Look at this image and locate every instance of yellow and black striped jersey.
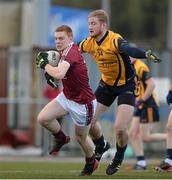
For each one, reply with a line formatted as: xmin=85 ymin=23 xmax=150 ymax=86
xmin=134 ymin=59 xmax=159 ymax=106
xmin=78 ymin=31 xmax=135 ymax=86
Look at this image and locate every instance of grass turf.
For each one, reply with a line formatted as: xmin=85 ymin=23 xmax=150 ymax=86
xmin=0 ymin=161 xmax=171 ymax=179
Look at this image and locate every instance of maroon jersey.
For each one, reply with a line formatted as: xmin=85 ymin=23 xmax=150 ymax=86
xmin=61 ymin=43 xmax=95 ymax=104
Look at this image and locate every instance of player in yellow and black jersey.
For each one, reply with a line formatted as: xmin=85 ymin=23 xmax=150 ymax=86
xmin=129 ymin=57 xmax=166 ymax=170
xmin=79 ymin=31 xmax=135 ymax=87
xmin=133 ymin=58 xmax=159 ymax=109
xmin=78 ymin=9 xmax=161 ymax=175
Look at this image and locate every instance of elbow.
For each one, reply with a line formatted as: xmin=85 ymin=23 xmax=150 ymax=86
xmin=151 ymin=80 xmax=156 ymax=90
xmin=147 ymin=78 xmax=156 ymax=90
xmin=152 ymin=83 xmax=156 ymax=89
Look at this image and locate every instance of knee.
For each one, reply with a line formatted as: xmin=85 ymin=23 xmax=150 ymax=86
xmin=115 ymin=129 xmax=128 ymax=146
xmin=166 ymin=123 xmax=172 ymax=133
xmin=115 ymin=129 xmax=127 ymax=138
xmin=75 ymin=134 xmax=86 ymax=145
xmin=89 ymin=121 xmax=102 ymax=138
xmin=115 ymin=123 xmax=127 ymax=136
xmin=140 ymin=134 xmax=150 ymax=142
xmin=37 ymin=113 xmax=48 ymax=126
xmin=129 ymin=129 xmax=138 ymax=140
xmin=115 ymin=124 xmax=122 ymax=132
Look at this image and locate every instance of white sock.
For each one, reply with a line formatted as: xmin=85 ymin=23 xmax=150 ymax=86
xmin=165 ymin=158 xmax=172 ymax=165
xmin=137 ymin=160 xmax=147 ymax=167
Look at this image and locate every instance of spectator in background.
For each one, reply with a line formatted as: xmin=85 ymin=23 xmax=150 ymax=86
xmin=128 ymin=57 xmax=166 ymax=170
xmin=155 ymin=84 xmax=172 ymax=172
xmin=78 ymin=9 xmax=161 ymax=175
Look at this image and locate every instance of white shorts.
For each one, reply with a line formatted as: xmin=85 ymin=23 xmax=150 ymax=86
xmin=56 ymin=92 xmax=97 ymax=127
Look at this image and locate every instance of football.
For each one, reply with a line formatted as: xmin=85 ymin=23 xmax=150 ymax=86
xmin=47 ymin=50 xmax=60 ymax=67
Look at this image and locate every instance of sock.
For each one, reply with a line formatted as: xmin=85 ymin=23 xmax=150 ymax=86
xmin=165 ymin=158 xmax=172 ymax=165
xmin=166 ymin=149 xmax=172 ymax=160
xmin=116 ymin=143 xmax=127 ymax=153
xmin=136 ymin=156 xmax=146 ymax=166
xmin=114 ymin=143 xmax=127 ymax=160
xmin=86 ymin=154 xmax=95 ymax=164
xmin=93 ymin=135 xmax=105 ymax=149
xmin=137 ymin=160 xmax=147 ymax=167
xmin=53 ymin=129 xmax=67 ymax=141
xmin=137 ymin=155 xmax=145 ymax=161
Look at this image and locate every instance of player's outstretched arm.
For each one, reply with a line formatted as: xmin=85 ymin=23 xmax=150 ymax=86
xmin=118 ymin=39 xmax=161 ymax=63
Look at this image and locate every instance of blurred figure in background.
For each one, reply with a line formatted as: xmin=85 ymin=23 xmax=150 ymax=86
xmin=155 ymin=84 xmax=172 ymax=172
xmin=78 ymin=9 xmax=161 ymax=175
xmin=36 ymin=25 xmax=98 ymax=176
xmin=129 ymin=57 xmax=166 ymax=170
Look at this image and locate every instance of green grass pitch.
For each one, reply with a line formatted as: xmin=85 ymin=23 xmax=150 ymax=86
xmin=0 ymin=160 xmax=171 ymax=179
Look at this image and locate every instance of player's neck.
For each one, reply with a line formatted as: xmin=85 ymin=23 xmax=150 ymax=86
xmin=96 ymin=30 xmax=108 ymax=42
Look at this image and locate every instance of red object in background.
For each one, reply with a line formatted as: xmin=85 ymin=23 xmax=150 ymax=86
xmin=0 ymin=129 xmax=30 ymax=148
xmin=43 ymin=85 xmax=62 ymax=100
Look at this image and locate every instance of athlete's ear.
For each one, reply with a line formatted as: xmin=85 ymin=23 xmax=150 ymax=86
xmin=102 ymin=22 xmax=108 ymax=29
xmin=69 ymin=35 xmax=73 ymax=41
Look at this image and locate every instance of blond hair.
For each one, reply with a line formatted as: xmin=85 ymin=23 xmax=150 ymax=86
xmin=88 ymin=9 xmax=109 ymax=25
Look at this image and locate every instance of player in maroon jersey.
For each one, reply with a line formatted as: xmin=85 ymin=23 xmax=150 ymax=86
xmin=36 ymin=25 xmax=98 ymax=176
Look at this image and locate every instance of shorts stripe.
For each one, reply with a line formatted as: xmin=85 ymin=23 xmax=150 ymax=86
xmin=85 ymin=102 xmax=93 ymax=125
xmin=147 ymin=107 xmax=153 ymax=123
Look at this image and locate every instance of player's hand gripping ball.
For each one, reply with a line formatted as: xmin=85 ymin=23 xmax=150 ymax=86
xmin=36 ymin=52 xmax=49 ymax=69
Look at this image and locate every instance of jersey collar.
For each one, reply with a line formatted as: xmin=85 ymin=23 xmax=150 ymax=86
xmin=96 ymin=31 xmax=109 ymax=46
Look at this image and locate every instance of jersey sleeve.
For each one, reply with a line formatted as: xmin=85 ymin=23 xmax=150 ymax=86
xmin=78 ymin=38 xmax=88 ymax=53
xmin=141 ymin=71 xmax=151 ymax=82
xmin=118 ymin=38 xmax=146 ymax=58
xmin=138 ymin=65 xmax=151 ymax=82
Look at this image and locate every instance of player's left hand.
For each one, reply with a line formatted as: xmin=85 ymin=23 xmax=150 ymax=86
xmin=166 ymin=90 xmax=172 ymax=105
xmin=135 ymin=99 xmax=145 ymax=108
xmin=145 ymin=50 xmax=161 ymax=63
xmin=44 ymin=72 xmax=58 ymax=88
xmin=36 ymin=52 xmax=48 ymax=69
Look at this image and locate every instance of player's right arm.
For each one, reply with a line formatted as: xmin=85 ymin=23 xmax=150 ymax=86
xmin=36 ymin=51 xmax=70 ymax=80
xmin=44 ymin=61 xmax=70 ymax=80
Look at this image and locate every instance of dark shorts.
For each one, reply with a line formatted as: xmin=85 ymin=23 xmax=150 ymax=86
xmin=134 ymin=106 xmax=160 ymax=123
xmin=95 ymin=79 xmax=136 ymax=107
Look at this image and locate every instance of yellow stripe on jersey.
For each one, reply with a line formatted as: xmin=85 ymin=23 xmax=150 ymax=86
xmin=134 ymin=59 xmax=149 ymax=99
xmin=147 ymin=107 xmax=153 ymax=123
xmin=79 ymin=31 xmax=128 ymax=86
xmin=134 ymin=59 xmax=159 ymax=106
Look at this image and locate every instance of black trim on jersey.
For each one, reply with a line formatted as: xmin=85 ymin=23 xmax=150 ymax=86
xmin=77 ymin=41 xmax=81 ymax=46
xmin=96 ymin=31 xmax=109 ymax=46
xmin=113 ymin=39 xmax=119 ymax=51
xmin=113 ymin=52 xmax=121 ymax=86
xmin=78 ymin=39 xmax=87 ymax=53
xmin=142 ymin=71 xmax=151 ymax=82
